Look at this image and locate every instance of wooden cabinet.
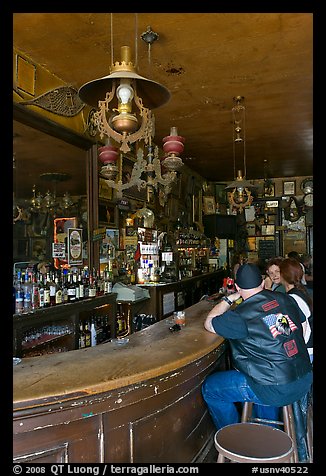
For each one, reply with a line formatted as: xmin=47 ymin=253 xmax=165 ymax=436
xmin=139 ymin=270 xmax=225 ymax=321
xmin=13 ymin=294 xmax=117 ymax=358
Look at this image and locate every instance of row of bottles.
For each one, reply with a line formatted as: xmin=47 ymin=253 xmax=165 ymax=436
xmin=13 ymin=267 xmax=114 ymax=314
xmin=78 ymin=315 xmax=112 ymax=348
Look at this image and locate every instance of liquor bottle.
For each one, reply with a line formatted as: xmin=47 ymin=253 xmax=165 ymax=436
xmin=96 ymin=316 xmax=103 ymax=344
xmin=116 ymin=312 xmax=124 ymax=335
xmin=62 ymin=269 xmax=69 ymax=304
xmin=43 ymin=272 xmax=51 ymax=308
xmin=78 ymin=322 xmax=85 ymax=349
xmin=103 ymin=269 xmax=113 ymax=294
xmin=90 ymin=319 xmax=97 ymax=347
xmin=83 ymin=267 xmax=90 ymax=299
xmin=54 ymin=272 xmax=63 ymax=305
xmin=48 ymin=272 xmax=56 ymax=307
xmin=22 ymin=270 xmax=32 ymax=312
xmin=67 ymin=272 xmax=76 ymax=302
xmin=73 ymin=272 xmax=80 ymax=300
xmin=84 ymin=322 xmax=91 ymax=347
xmin=31 ymin=272 xmax=40 ymax=310
xmin=103 ymin=314 xmax=111 ymax=341
xmin=14 ymin=271 xmax=24 ymax=314
xmin=38 ymin=273 xmax=45 ymax=308
xmin=78 ymin=271 xmax=84 ymax=300
xmin=88 ymin=274 xmax=96 ymax=298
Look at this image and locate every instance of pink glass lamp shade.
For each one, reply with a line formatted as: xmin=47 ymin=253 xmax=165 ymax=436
xmin=98 ymin=144 xmax=119 ymax=165
xmin=162 ymin=127 xmax=185 ymax=156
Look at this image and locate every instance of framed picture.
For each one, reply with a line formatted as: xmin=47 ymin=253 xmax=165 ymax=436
xmin=203 ymin=196 xmax=216 ymax=215
xmin=99 ymin=177 xmax=113 ymax=200
xmin=30 ymin=237 xmax=47 ymax=261
xmin=283 ymin=180 xmax=296 ymax=196
xmin=193 ymin=189 xmax=203 ymax=225
xmin=98 ymin=200 xmax=119 ymax=228
xmin=215 ymin=183 xmax=227 ymax=204
xmin=264 ymin=183 xmax=275 ymax=197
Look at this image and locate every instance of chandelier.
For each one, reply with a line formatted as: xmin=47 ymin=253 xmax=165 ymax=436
xmin=98 ymin=126 xmax=185 ymax=199
xmin=78 ymin=16 xmax=184 ymax=200
xmin=29 ymin=173 xmax=76 ymax=214
xmin=226 ymin=96 xmax=256 ymax=211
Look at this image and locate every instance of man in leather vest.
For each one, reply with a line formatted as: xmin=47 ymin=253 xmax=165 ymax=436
xmin=202 ymin=263 xmax=312 ymax=435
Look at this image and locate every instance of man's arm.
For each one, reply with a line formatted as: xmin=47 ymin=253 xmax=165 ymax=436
xmin=204 ymin=291 xmax=241 ymax=333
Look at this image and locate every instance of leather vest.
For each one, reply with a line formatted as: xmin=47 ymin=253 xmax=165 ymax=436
xmin=230 ymin=290 xmax=312 ymax=385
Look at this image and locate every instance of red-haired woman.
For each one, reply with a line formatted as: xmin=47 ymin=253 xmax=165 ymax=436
xmin=280 ymin=258 xmax=313 ymax=362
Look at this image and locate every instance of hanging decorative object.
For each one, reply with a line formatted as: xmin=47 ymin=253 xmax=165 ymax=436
xmin=29 ymin=173 xmax=76 ymax=215
xmin=79 ymin=44 xmax=170 ymax=153
xmin=79 ymin=14 xmax=182 ymax=201
xmin=226 ymin=96 xmax=257 ymax=212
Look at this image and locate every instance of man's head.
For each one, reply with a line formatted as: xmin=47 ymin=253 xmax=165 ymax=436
xmin=235 ymin=263 xmax=264 ymax=298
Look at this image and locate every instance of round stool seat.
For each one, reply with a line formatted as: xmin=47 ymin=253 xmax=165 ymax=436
xmin=214 ymin=422 xmax=294 ymax=463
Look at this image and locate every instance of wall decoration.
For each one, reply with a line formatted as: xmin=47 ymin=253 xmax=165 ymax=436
xmin=203 ymin=196 xmax=216 ymax=215
xmin=215 ymin=183 xmax=227 ymax=204
xmin=30 ymin=237 xmax=47 ymax=261
xmin=193 ymin=189 xmax=203 ymax=226
xmin=99 ymin=200 xmax=118 ymax=228
xmin=264 ymin=182 xmax=275 ymax=197
xmin=68 ymin=228 xmax=83 ymax=265
xmin=283 ymin=180 xmax=296 ymax=196
xmin=99 ymin=177 xmax=113 ymax=200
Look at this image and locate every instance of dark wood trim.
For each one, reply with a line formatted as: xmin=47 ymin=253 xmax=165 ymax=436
xmin=13 ymin=102 xmax=94 ymax=150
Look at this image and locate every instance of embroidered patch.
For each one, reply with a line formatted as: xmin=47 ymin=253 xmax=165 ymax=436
xmin=284 ymin=339 xmax=298 ymax=357
xmin=262 ymin=300 xmax=279 ymax=312
xmin=263 ymin=313 xmax=298 ymax=338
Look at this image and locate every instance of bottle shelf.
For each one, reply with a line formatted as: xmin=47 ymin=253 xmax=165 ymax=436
xmin=22 ymin=332 xmax=72 ymax=351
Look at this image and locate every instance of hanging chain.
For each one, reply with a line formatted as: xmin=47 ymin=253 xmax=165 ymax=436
xmin=134 ymin=13 xmax=138 ymax=68
xmin=110 ymin=13 xmax=114 ymax=66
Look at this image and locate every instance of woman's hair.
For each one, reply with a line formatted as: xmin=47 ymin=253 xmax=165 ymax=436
xmin=279 ymin=258 xmax=313 ymax=310
xmin=265 ymin=256 xmax=284 ymax=273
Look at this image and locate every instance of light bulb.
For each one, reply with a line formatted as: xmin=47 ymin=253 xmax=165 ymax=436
xmin=116 ymin=82 xmax=134 ymax=104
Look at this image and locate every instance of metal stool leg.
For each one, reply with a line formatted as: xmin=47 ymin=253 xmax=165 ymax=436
xmin=241 ymin=402 xmax=253 ymax=422
xmin=283 ymin=405 xmax=298 ymax=463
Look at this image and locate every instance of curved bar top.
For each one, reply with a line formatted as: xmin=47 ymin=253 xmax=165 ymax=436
xmin=14 ymin=299 xmax=222 ymax=407
xmin=13 ymin=298 xmax=229 ymax=463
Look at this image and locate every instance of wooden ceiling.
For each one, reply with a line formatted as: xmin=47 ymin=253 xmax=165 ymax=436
xmin=13 ymin=13 xmax=313 ymax=199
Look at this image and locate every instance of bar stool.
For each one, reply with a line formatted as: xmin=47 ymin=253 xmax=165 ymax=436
xmin=241 ymin=402 xmax=298 ymax=463
xmin=214 ymin=422 xmax=294 ymax=463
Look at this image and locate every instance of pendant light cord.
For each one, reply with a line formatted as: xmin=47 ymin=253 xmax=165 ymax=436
xmin=110 ymin=13 xmax=114 ymax=66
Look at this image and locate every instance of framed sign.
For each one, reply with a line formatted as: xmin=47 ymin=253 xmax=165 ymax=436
xmin=283 ymin=180 xmax=296 ymax=196
xmin=68 ymin=228 xmax=83 ymax=265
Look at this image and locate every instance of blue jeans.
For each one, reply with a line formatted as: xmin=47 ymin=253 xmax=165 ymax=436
xmin=202 ymin=369 xmax=279 ymax=430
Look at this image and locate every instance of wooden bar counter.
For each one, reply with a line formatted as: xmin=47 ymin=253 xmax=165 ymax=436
xmin=13 ymin=299 xmax=229 ymax=464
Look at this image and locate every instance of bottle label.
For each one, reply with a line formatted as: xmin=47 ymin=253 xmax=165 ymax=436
xmin=88 ymin=288 xmax=96 ymax=297
xmin=44 ymin=290 xmax=50 ymax=304
xmin=79 ymin=284 xmax=84 ymax=298
xmin=55 ymin=290 xmax=62 ymax=304
xmin=50 ymin=285 xmax=56 ymax=297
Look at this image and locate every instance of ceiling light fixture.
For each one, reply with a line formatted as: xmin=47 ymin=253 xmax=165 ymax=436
xmin=78 ymin=14 xmax=183 ymax=200
xmin=226 ymin=96 xmax=256 ymax=211
xmin=30 ymin=173 xmax=76 ymax=215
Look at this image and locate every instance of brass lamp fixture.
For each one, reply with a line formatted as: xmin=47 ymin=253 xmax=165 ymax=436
xmin=226 ymin=96 xmax=256 ymax=211
xmin=98 ymin=127 xmax=184 ymax=200
xmin=79 ymin=45 xmax=170 ymax=154
xmin=79 ymin=16 xmax=183 ymax=200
